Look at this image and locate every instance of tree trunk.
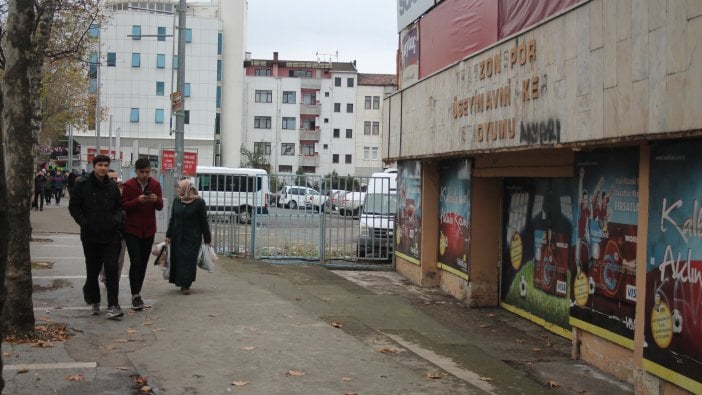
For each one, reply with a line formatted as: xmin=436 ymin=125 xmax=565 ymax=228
xmin=2 ymin=0 xmax=43 ymax=335
xmin=0 ymin=86 xmax=8 ymax=393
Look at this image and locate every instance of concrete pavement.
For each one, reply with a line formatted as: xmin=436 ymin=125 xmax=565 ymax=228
xmin=3 ymin=203 xmax=634 ymax=394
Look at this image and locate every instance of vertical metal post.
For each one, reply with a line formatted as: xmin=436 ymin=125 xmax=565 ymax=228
xmin=68 ymin=124 xmax=74 ymax=170
xmin=175 ymin=0 xmax=186 ymax=181
xmin=95 ymin=29 xmax=101 ymax=154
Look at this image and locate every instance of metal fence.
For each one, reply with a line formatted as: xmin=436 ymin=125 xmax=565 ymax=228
xmin=203 ymin=173 xmax=397 ymax=265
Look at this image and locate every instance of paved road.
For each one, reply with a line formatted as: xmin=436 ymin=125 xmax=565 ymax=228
xmin=4 ymin=204 xmax=634 ymax=394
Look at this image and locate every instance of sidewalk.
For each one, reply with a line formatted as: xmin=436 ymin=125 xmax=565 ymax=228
xmin=5 ymin=204 xmax=634 ymax=394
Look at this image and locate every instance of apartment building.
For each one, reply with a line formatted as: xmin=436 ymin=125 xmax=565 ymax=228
xmin=243 ymin=52 xmax=396 ymax=177
xmin=74 ymin=0 xmax=246 ymax=170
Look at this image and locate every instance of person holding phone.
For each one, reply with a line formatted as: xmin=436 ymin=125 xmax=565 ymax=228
xmin=121 ymin=158 xmax=164 ymax=311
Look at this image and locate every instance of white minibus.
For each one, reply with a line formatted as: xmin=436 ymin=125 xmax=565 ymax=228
xmin=195 ymin=166 xmax=269 ymax=223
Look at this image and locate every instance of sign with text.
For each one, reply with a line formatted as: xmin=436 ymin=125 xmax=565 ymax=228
xmin=161 ymin=149 xmax=197 ymax=176
xmin=87 ymin=147 xmax=122 ymax=163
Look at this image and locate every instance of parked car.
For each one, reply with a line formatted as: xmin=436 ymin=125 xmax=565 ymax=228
xmin=278 ymin=186 xmax=316 ymax=209
xmin=324 ymin=189 xmax=347 ymax=212
xmin=305 ymin=189 xmax=327 ymax=212
xmin=339 ymin=191 xmax=366 ymax=217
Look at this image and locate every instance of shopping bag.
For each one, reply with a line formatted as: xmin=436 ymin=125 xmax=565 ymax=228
xmin=152 ymin=242 xmax=167 ymax=257
xmin=197 ymin=244 xmax=215 ymax=272
xmin=162 ymin=245 xmax=171 ymax=280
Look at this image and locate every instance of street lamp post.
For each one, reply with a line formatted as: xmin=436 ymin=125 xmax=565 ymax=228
xmin=174 ymin=0 xmax=186 ymax=181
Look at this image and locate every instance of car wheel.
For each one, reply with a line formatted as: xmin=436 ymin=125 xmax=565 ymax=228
xmin=237 ymin=208 xmax=252 ymax=224
xmin=290 ymin=200 xmax=298 ymax=210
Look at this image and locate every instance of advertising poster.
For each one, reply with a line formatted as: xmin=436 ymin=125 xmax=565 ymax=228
xmin=400 ymin=23 xmax=419 ymax=88
xmin=501 ymin=178 xmax=573 ymax=333
xmin=644 ymin=140 xmax=702 ymax=393
xmin=438 ymin=159 xmax=472 ymax=279
xmin=570 ymin=149 xmax=639 ymax=348
xmin=396 ymin=160 xmax=422 ymax=264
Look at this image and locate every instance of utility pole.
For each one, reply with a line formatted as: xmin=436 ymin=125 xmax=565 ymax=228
xmin=174 ymin=0 xmax=186 ymax=181
xmin=95 ymin=29 xmax=101 ymax=158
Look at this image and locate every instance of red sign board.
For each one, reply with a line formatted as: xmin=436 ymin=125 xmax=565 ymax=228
xmin=161 ymin=149 xmax=198 ymax=176
xmin=87 ymin=147 xmax=123 ymax=163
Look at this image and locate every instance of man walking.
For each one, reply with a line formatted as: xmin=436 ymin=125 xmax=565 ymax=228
xmin=121 ymin=158 xmax=163 ymax=311
xmin=69 ymin=155 xmax=124 ymax=319
xmin=51 ymin=170 xmax=66 ymax=206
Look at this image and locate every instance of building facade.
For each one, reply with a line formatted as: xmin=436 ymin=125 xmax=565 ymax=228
xmin=74 ymin=0 xmax=245 ymax=171
xmin=388 ymin=0 xmax=702 ymax=393
xmin=243 ymin=53 xmax=396 ymax=177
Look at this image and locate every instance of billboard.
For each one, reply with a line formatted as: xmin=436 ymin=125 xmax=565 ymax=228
xmin=397 ymin=0 xmax=434 ymax=32
xmin=644 ymin=140 xmax=702 ymax=393
xmin=570 ymin=149 xmax=639 ymax=348
xmin=438 ymin=158 xmax=471 ymax=279
xmin=399 ymin=23 xmax=419 ymax=87
xmin=396 ymin=160 xmax=422 ymax=264
xmin=161 ymin=149 xmax=198 ymax=176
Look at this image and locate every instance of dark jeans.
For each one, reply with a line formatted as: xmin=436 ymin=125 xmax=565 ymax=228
xmin=82 ymin=240 xmax=121 ymax=307
xmin=54 ymin=188 xmax=63 ymax=205
xmin=33 ymin=190 xmax=44 ymax=210
xmin=125 ymin=233 xmax=155 ymax=296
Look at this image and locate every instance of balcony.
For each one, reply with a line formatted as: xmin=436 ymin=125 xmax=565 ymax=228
xmin=299 ymin=128 xmax=321 ymax=141
xmin=299 ymin=102 xmax=320 ymax=115
xmin=300 ymin=78 xmax=321 ymax=90
xmin=300 ymin=154 xmax=320 ymax=167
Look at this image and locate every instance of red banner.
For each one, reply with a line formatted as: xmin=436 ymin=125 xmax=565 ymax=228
xmin=87 ymin=147 xmax=122 ymax=163
xmin=161 ymin=149 xmax=198 ymax=176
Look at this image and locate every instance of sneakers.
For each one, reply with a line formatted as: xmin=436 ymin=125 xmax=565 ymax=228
xmin=105 ymin=306 xmax=124 ymax=319
xmin=91 ymin=303 xmax=100 ymax=315
xmin=131 ymin=295 xmax=144 ymax=311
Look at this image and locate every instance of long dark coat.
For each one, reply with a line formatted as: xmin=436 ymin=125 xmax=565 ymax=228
xmin=166 ymin=197 xmax=211 ymax=288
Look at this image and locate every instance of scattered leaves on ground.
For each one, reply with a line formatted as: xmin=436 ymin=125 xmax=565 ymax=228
xmin=127 ymin=328 xmax=139 ymax=334
xmin=480 ymin=376 xmax=494 ymax=382
xmin=547 ymin=379 xmax=560 ymax=388
xmin=152 ymin=328 xmax=165 ymax=333
xmin=142 ymin=321 xmax=154 ymax=326
xmin=133 ymin=375 xmax=149 ymax=386
xmin=4 ymin=323 xmax=70 ymax=344
xmin=139 ymin=386 xmax=152 ymax=393
xmin=231 ymin=380 xmax=248 ymax=386
xmin=240 ymin=346 xmax=257 ymax=351
xmin=105 ymin=345 xmax=118 ymax=350
xmin=31 ymin=340 xmax=54 ymax=348
xmin=426 ymin=371 xmax=443 ymax=379
xmin=377 ymin=347 xmax=398 ymax=353
xmin=66 ymin=373 xmax=84 ymax=382
xmin=114 ymin=339 xmax=130 ymax=343
xmin=285 ymin=370 xmax=307 ymax=377
xmin=532 ymin=347 xmax=542 ymax=352
xmin=330 ymin=321 xmax=343 ymax=328
xmin=341 ymin=377 xmax=352 ymax=382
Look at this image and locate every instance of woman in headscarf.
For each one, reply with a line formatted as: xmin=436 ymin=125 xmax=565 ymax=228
xmin=165 ymin=179 xmax=211 ymax=294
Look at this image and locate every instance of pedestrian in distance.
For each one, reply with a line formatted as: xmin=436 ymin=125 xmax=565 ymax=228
xmin=121 ymin=159 xmax=163 ymax=310
xmin=165 ymin=179 xmax=211 ymax=295
xmin=68 ymin=154 xmax=125 ymax=319
xmin=51 ymin=170 xmax=66 ymax=206
xmin=33 ymin=170 xmax=48 ymax=211
xmin=44 ymin=169 xmax=52 ymax=205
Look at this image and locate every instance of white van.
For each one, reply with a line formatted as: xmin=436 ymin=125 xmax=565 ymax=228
xmin=195 ymin=166 xmax=269 ymax=223
xmin=357 ymin=169 xmax=398 ymax=259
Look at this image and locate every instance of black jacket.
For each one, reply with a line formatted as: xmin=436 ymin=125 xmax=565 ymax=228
xmin=69 ymin=172 xmax=123 ymax=243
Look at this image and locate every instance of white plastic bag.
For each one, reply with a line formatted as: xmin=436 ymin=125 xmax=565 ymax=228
xmin=197 ymin=244 xmax=215 ymax=272
xmin=151 ymin=241 xmax=167 ymax=256
xmin=161 ymin=245 xmax=171 ymax=280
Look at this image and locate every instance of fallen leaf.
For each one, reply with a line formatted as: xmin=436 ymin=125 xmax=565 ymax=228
xmin=31 ymin=340 xmax=54 ymax=348
xmin=2 ymin=352 xmax=9 ymax=357
xmin=341 ymin=377 xmax=352 ymax=382
xmin=285 ymin=370 xmax=306 ymax=377
xmin=345 ymin=392 xmax=357 ymax=395
xmin=114 ymin=339 xmax=130 ymax=343
xmin=479 ymin=324 xmax=489 ymax=328
xmin=487 ymin=313 xmax=496 ymax=317
xmin=18 ymin=368 xmax=29 ymax=374
xmin=127 ymin=329 xmax=139 ymax=334
xmin=377 ymin=347 xmax=398 ymax=353
xmin=66 ymin=373 xmax=85 ymax=382
xmin=480 ymin=376 xmax=494 ymax=382
xmin=105 ymin=345 xmax=118 ymax=350
xmin=140 ymin=386 xmax=152 ymax=393
xmin=330 ymin=321 xmax=343 ymax=328
xmin=546 ymin=379 xmax=560 ymax=388
xmin=515 ymin=339 xmax=526 ymax=344
xmin=240 ymin=346 xmax=257 ymax=351
xmin=117 ymin=367 xmax=130 ymax=371
xmin=532 ymin=347 xmax=542 ymax=352
xmin=295 ymin=297 xmax=302 ymax=301
xmin=321 ymin=297 xmax=331 ymax=302
xmin=426 ymin=371 xmax=443 ymax=379
xmin=231 ymin=380 xmax=248 ymax=386
xmin=133 ymin=375 xmax=149 ymax=386
xmin=545 ymin=338 xmax=553 ymax=347
xmin=37 ymin=316 xmax=53 ymax=322
xmin=142 ymin=321 xmax=154 ymax=326
xmin=209 ymin=314 xmax=217 ymax=317
xmin=152 ymin=328 xmax=165 ymax=332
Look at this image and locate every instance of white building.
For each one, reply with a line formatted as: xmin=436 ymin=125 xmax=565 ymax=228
xmin=243 ymin=53 xmax=396 ymax=177
xmin=74 ymin=0 xmax=246 ymax=171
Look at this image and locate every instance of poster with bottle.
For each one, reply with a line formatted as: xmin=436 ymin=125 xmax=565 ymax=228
xmin=438 ymin=159 xmax=472 ymax=278
xmin=570 ymin=149 xmax=639 ymax=348
xmin=396 ymin=160 xmax=422 ymax=264
xmin=644 ymin=140 xmax=702 ymax=393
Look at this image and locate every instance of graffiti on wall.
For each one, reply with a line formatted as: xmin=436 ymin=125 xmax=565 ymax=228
xmin=519 ymin=119 xmax=561 ymax=145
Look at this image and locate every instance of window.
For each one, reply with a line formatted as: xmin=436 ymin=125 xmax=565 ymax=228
xmin=302 ymin=166 xmax=316 ymax=173
xmin=372 ymin=147 xmax=379 ymax=159
xmin=254 ymin=116 xmax=272 ymax=129
xmin=334 ymin=103 xmax=340 ymax=112
xmin=279 ymin=165 xmax=293 ymax=173
xmin=218 ymin=33 xmax=223 ymax=55
xmin=346 ymin=129 xmax=352 ymax=138
xmin=254 ymin=142 xmax=271 ymax=155
xmin=173 ymin=55 xmax=179 ymax=69
xmin=130 ymin=108 xmax=139 ymax=122
xmin=185 ymin=28 xmax=192 ymax=43
xmin=217 ymin=60 xmax=222 ymax=81
xmin=373 ymin=96 xmax=380 ymax=109
xmin=347 ymin=78 xmax=354 ymax=87
xmin=345 ymin=154 xmax=352 ymax=164
xmin=281 ymin=143 xmax=295 ymax=155
xmin=89 ymin=79 xmax=97 ymax=93
xmin=155 ymin=109 xmax=164 ymax=123
xmin=157 ymin=26 xmax=166 ymax=41
xmin=183 ymin=83 xmax=190 ymax=97
xmin=363 ymin=147 xmax=370 ymax=160
xmin=132 ymin=25 xmax=141 ymax=40
xmin=89 ymin=52 xmax=98 ymax=78
xmin=131 ymin=53 xmax=140 ymax=67
xmin=289 ymin=70 xmax=311 ymax=78
xmin=324 ymin=92 xmax=329 ymax=97
xmin=88 ymin=24 xmax=100 ymax=38
xmin=303 ymin=93 xmax=315 ymax=104
xmin=216 ymin=86 xmax=221 ymax=108
xmin=333 ymin=128 xmax=340 ymax=138
xmin=324 ymin=118 xmax=329 ymax=123
xmin=255 ymin=68 xmax=272 ymax=76
xmin=332 ymin=154 xmax=339 ymax=163
xmin=107 ymin=52 xmax=116 ymax=67
xmin=301 ymin=143 xmax=315 ymax=156
xmin=365 ymin=96 xmax=372 ymax=109
xmin=184 ymin=110 xmax=190 ymax=124
xmin=282 ymin=91 xmax=296 ymax=104
xmin=372 ymin=122 xmax=380 ymax=135
xmin=346 ymin=103 xmax=353 ymax=113
xmin=323 ymin=144 xmax=328 ymax=149
xmin=334 ymin=77 xmax=341 ymax=87
xmin=282 ymin=117 xmax=296 ymax=129
xmin=156 ymin=81 xmax=164 ymax=96
xmin=215 ymin=114 xmax=220 ymax=135
xmin=302 ymin=118 xmax=315 ymax=130
xmin=255 ymin=90 xmax=272 ymax=103
xmin=156 ymin=54 xmax=165 ymax=68
xmin=364 ymin=121 xmax=371 ymax=135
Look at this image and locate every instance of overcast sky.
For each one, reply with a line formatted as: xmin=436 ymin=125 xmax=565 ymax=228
xmin=245 ymin=0 xmax=399 ymax=74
